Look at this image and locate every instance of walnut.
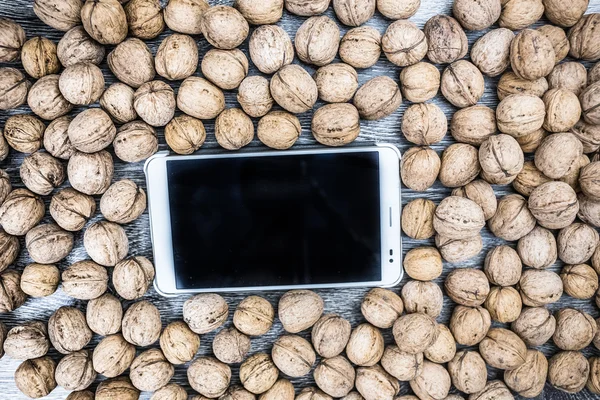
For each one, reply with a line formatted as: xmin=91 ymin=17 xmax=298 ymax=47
xmin=81 ymin=0 xmax=127 ymax=44
xmin=260 ymin=379 xmax=294 ymax=400
xmin=541 ymin=88 xmax=581 ymax=133
xmin=448 ymin=351 xmax=487 ymax=394
xmin=0 ymin=18 xmax=25 ymax=62
xmin=239 ymin=353 xmax=277 ymax=394
xmin=83 ymin=221 xmax=129 ymax=267
xmin=311 ymin=314 xmax=352 ymax=358
xmin=543 ymin=0 xmax=587 ymax=27
xmin=213 ymin=327 xmax=251 ymax=364
xmin=112 ymin=256 xmax=154 ymax=300
xmin=409 ymin=361 xmax=451 ymax=400
xmin=354 ymin=75 xmax=402 ymax=120
xmin=233 ymin=295 xmax=274 ymax=336
xmin=50 ymin=188 xmax=96 ymax=232
xmin=499 ymin=0 xmax=544 ymax=30
xmin=516 ymin=226 xmax=556 ymax=270
xmin=569 ymin=14 xmax=600 ymax=61
xmin=295 ymin=16 xmax=340 ymax=66
xmin=68 ymin=109 xmax=116 ymax=154
xmin=236 ymin=0 xmax=283 ymax=24
xmin=381 ymin=345 xmax=423 ymax=381
xmin=296 ymin=387 xmax=334 ymax=400
xmin=313 ymin=356 xmax=355 ymax=398
xmin=401 ymin=146 xmax=440 ymax=191
xmin=184 ymin=293 xmax=229 ymax=334
xmin=519 ymin=269 xmax=563 ymax=306
xmin=510 ymin=29 xmax=555 ymax=80
xmin=479 ymin=328 xmax=527 ymax=370
xmin=201 ymin=5 xmax=249 ymax=49
xmin=548 ymin=351 xmax=590 ymax=393
xmin=333 ymin=0 xmax=375 ymax=27
xmin=400 ymin=62 xmax=441 ymax=103
xmin=21 ymin=37 xmax=60 ymax=79
xmin=164 ymin=114 xmax=206 ymax=155
xmin=152 ymin=383 xmax=188 ymax=400
xmin=272 ymin=334 xmax=316 ymax=376
xmin=528 ymin=181 xmax=579 ymax=229
xmin=442 ymin=60 xmax=485 ymax=108
xmin=376 ymin=0 xmax=419 ymax=18
xmin=258 ymin=111 xmax=301 ymax=150
xmin=450 ymin=105 xmax=496 ymax=146
xmin=43 ymin=116 xmax=75 ymax=160
xmin=249 ymin=25 xmax=294 ymax=74
xmin=108 ymin=38 xmax=155 ymax=88
xmin=67 ymin=150 xmax=114 ymax=195
xmin=558 ymin=222 xmax=599 ymax=265
xmin=452 ymin=180 xmax=497 ymax=221
xmin=124 ymin=0 xmax=164 ymax=39
xmin=471 ymin=28 xmax=514 ymax=77
xmin=96 ymin=377 xmax=139 ymax=400
xmin=114 ymin=121 xmax=158 ymax=162
xmin=552 ymin=308 xmax=597 ymax=351
xmin=581 ymin=162 xmax=600 ymax=200
xmin=445 ymin=268 xmax=489 ymax=306
xmin=588 ymin=357 xmax=600 ymax=394
xmin=424 ymin=324 xmax=456 ymax=364
xmin=435 ymin=234 xmax=483 ymax=263
xmin=134 ymin=80 xmax=176 ymax=127
xmin=392 ymin=312 xmax=438 ymax=354
xmin=401 ymin=198 xmax=436 ymax=240
xmin=215 ymin=108 xmax=254 ymax=151
xmin=55 ymin=350 xmax=96 ymax=392
xmin=346 ymin=323 xmax=384 ymax=367
xmin=381 ymin=20 xmax=427 ymax=67
xmin=59 ymin=63 xmax=105 ymax=106
xmin=25 ymin=223 xmax=72 ymax=264
xmin=341 ymin=392 xmax=365 ymax=400
xmin=311 ymin=103 xmax=360 ymax=146
xmin=238 ymin=76 xmax=274 ymax=118
xmin=516 ymin=128 xmax=548 ymax=153
xmin=504 ymin=349 xmax=547 ymax=397
xmin=453 ymin=0 xmax=500 ymax=31
xmin=0 ymin=188 xmax=45 ymax=236
xmin=155 ymin=34 xmax=198 ymax=81
xmin=4 ymin=114 xmax=45 ymax=154
xmin=57 ymin=26 xmax=105 ymax=67
xmin=433 ymin=196 xmax=485 ymax=239
xmin=339 ymin=26 xmax=381 ymax=69
xmin=581 ymin=82 xmax=600 ymax=125
xmin=28 ymin=74 xmax=72 ymax=120
xmin=469 ymin=380 xmax=513 ymax=400
xmin=164 ymin=0 xmax=208 ymax=34
xmin=20 ymin=263 xmax=59 ymax=298
xmin=489 ymin=194 xmax=536 ymax=241
xmin=496 ymin=94 xmax=545 ymax=137
xmin=129 ymin=349 xmax=174 ymax=392
xmin=450 ymin=306 xmax=491 ymax=346
xmin=86 ymin=293 xmax=123 ymax=336
xmin=314 ymin=63 xmax=358 ymax=103
xmin=14 ymin=356 xmax=56 ymax=398
xmin=202 ymin=49 xmax=248 ymax=90
xmin=361 ymin=288 xmax=403 ymax=328
xmin=590 ymin=62 xmax=600 ymax=85
xmin=401 ymin=280 xmax=443 ymax=318
xmin=438 ymin=143 xmax=480 ymax=187
xmin=424 ymin=15 xmax=468 ymax=64
xmin=537 ymin=24 xmax=570 ymax=64
xmin=100 ymin=179 xmax=146 ymax=224
xmin=497 ymin=72 xmax=548 ymax=101
xmin=122 ymin=300 xmax=161 ymax=347
xmin=579 ymin=193 xmax=600 ymax=228
xmin=279 ymin=290 xmax=323 ymax=333
xmin=177 ymin=76 xmax=226 ymax=119
xmin=355 ymin=365 xmax=399 ymax=400
xmin=62 ymin=260 xmax=108 ymax=300
xmin=484 ymin=286 xmax=522 ymax=323
xmin=285 ymin=0 xmax=330 ymax=16
xmin=512 ymin=161 xmax=552 ymax=196
xmin=160 ymin=320 xmax=200 ymax=364
xmin=3 ymin=322 xmax=49 ymax=360
xmin=20 ymin=151 xmax=65 ymax=195
xmin=0 ymin=67 xmax=29 ymax=111
xmin=562 ymin=264 xmax=600 ymax=300
xmin=219 ymin=385 xmax=256 ymax=400
xmin=479 ymin=134 xmax=524 ymax=184
xmin=573 ymin=120 xmax=600 ymax=154
xmin=0 ymin=170 xmax=9 ymax=206
xmin=403 ymin=247 xmax=442 ymax=281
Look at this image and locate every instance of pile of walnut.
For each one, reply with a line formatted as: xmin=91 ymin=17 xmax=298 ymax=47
xmin=1 ymin=0 xmax=600 ymax=398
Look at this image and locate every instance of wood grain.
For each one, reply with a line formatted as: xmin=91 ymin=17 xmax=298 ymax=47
xmin=1 ymin=0 xmax=600 ymax=399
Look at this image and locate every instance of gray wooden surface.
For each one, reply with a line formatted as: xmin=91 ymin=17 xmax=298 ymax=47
xmin=1 ymin=0 xmax=600 ymax=399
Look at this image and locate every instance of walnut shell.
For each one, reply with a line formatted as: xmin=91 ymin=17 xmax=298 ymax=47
xmin=445 ymin=268 xmax=489 ymax=306
xmin=201 ymin=48 xmax=248 ymax=90
xmin=62 ymin=260 xmax=108 ymax=300
xmin=497 ymin=72 xmax=548 ymax=102
xmin=122 ymin=300 xmax=161 ymax=347
xmin=151 ymin=383 xmax=187 ymax=400
xmin=67 ymin=150 xmax=114 ymax=195
xmin=381 ymin=20 xmax=427 ymax=67
xmin=438 ymin=143 xmax=480 ymax=188
xmin=59 ymin=63 xmax=105 ymax=106
xmin=581 ymin=162 xmax=600 ymax=201
xmin=562 ymin=263 xmax=599 ymax=300
xmin=558 ymin=222 xmax=599 ymax=264
xmin=333 ymin=0 xmax=375 ymax=27
xmin=578 ymin=193 xmax=600 ymax=228
xmin=513 ymin=160 xmax=552 ymax=196
xmin=134 ymin=80 xmax=176 ymax=127
xmin=260 ymin=379 xmax=294 ymax=400
xmin=270 ymin=65 xmax=318 ymax=114
xmin=489 ymin=194 xmax=536 ymax=241
xmin=452 ymin=180 xmax=497 ymax=221
xmin=100 ymin=179 xmax=146 ymax=224
xmin=404 ymin=247 xmax=444 ymax=281
xmin=239 ymin=353 xmax=277 ymax=394
xmin=272 ymin=334 xmax=315 ymax=376
xmin=537 ymin=24 xmax=570 ymax=64
xmin=215 ymin=108 xmax=254 ymax=151
xmin=84 ymin=221 xmax=129 ymax=267
xmin=20 ymin=263 xmax=59 ymax=297
xmin=152 ymin=34 xmax=197 ymax=81
xmin=354 ymin=76 xmax=402 ymax=120
xmin=479 ymin=328 xmax=527 ymax=370
xmin=50 ymin=188 xmax=96 ymax=231
xmin=433 ymin=196 xmax=485 ymax=239
xmin=20 ymin=151 xmax=66 ymax=195
xmin=381 ymin=345 xmax=423 ymax=381
xmin=401 ymin=280 xmax=443 ymax=317
xmin=424 ymin=324 xmax=456 ymax=364
xmin=160 ymin=320 xmax=200 ymax=364
xmin=113 ymin=256 xmax=154 ymax=300
xmin=393 ymin=312 xmax=438 ymax=354
xmin=4 ymin=114 xmax=45 ymax=154
xmin=450 ymin=105 xmax=496 ymax=146
xmin=510 ymin=29 xmax=555 ymax=81
xmin=124 ymin=0 xmax=164 ymax=40
xmin=100 ymin=83 xmax=137 ymax=124
xmin=471 ymin=28 xmax=514 ymax=77
xmin=86 ymin=293 xmax=123 ymax=336
xmin=0 ymin=67 xmax=30 ymax=111
xmin=57 ymin=26 xmax=105 ymax=67
xmin=249 ymin=25 xmax=294 ymax=75
xmin=400 ymin=62 xmax=441 ymax=104
xmin=581 ymin=82 xmax=600 ymax=126
xmin=96 ymin=377 xmax=139 ymax=400
xmin=219 ymin=385 xmax=256 ymax=400
xmin=164 ymin=0 xmax=208 ymax=34
xmin=295 ymin=16 xmax=340 ymax=66
xmin=346 ymin=323 xmax=384 ymax=367
xmin=504 ymin=349 xmax=547 ymax=398
xmin=424 ymin=15 xmax=468 ymax=64
xmin=548 ymin=63 xmax=587 ymax=97
xmin=236 ymin=0 xmax=283 ymax=24
xmin=285 ymin=0 xmax=330 ymax=16
xmin=15 ymin=356 xmax=56 ymax=398
xmin=484 ymin=286 xmax=522 ymax=323
xmin=313 ymin=356 xmax=355 ymax=398
xmin=361 ymin=288 xmax=403 ymax=328
xmin=401 ymin=146 xmax=440 ymax=191
xmin=469 ymin=380 xmax=513 ymax=400
xmin=25 ymin=223 xmax=73 ymax=264
xmin=314 ymin=63 xmax=358 ymax=103
xmin=501 ymin=0 xmax=543 ymax=28
xmin=21 ymin=37 xmax=60 ymax=79
xmin=0 ymin=170 xmax=9 ymax=207
xmin=528 ymin=181 xmax=579 ymax=229
xmin=81 ymin=0 xmax=127 ymax=45
xmin=436 ymin=233 xmax=483 ymax=263
xmin=238 ymin=76 xmax=273 ymax=118
xmin=258 ymin=111 xmax=301 ymax=150
xmin=55 ymin=350 xmax=96 ymax=391
xmin=311 ymin=103 xmax=360 ymax=146
xmin=0 ymin=18 xmax=25 ymax=62
xmin=542 ymin=88 xmax=581 ymax=133
xmin=213 ymin=327 xmax=250 ymax=364
xmin=68 ymin=109 xmax=116 ymax=153
xmin=114 ymin=121 xmax=158 ymax=162
xmin=296 ymin=387 xmax=334 ymax=400
xmin=548 ymin=351 xmax=589 ymax=393
xmin=484 ymin=245 xmax=522 ymax=286
xmin=453 ymin=0 xmax=500 ymax=30
xmin=233 ymin=295 xmax=274 ymax=336
xmin=590 ymin=62 xmax=600 ymax=85
xmin=401 ymin=198 xmax=436 ymax=240
xmin=448 ymin=351 xmax=487 ymax=394
xmin=496 ymin=94 xmax=546 ymax=137
xmin=177 ymin=76 xmax=225 ymax=119
xmin=311 ymin=314 xmax=352 ymax=358
xmin=479 ymin=134 xmax=524 ymax=184
xmin=0 ymin=188 xmax=45 ymax=236
xmin=3 ymin=322 xmax=49 ymax=360
xmin=339 ymin=26 xmax=381 ymax=69
xmin=184 ymin=293 xmax=229 ymax=334
xmin=516 ymin=128 xmax=548 ymax=154
xmin=93 ymin=334 xmax=136 ymax=377
xmin=28 ymin=74 xmax=72 ymax=120
xmin=129 ymin=348 xmax=174 ymax=392
xmin=409 ymin=361 xmax=451 ymax=400
xmin=569 ymin=14 xmax=600 ymax=61
xmin=588 ymin=357 xmax=600 ymax=394
xmin=0 ymin=270 xmax=26 ymax=312
xmin=441 ymin=60 xmax=485 ymax=108
xmin=519 ymin=269 xmax=563 ymax=306
xmin=164 ymin=114 xmax=206 ymax=155
xmin=201 ymin=5 xmax=248 ymax=49
xmin=43 ymin=116 xmax=75 ymax=160
xmin=279 ymin=290 xmax=323 ymax=333
xmin=355 ymin=365 xmax=399 ymax=400
xmin=553 ymin=308 xmax=597 ymax=350
xmin=450 ymin=305 xmax=491 ymax=346
xmin=108 ymin=38 xmax=155 ymax=88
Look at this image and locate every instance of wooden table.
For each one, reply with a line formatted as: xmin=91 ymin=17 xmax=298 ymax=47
xmin=1 ymin=0 xmax=599 ymax=399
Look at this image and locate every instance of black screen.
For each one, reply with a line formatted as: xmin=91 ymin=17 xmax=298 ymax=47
xmin=167 ymin=152 xmax=382 ymax=289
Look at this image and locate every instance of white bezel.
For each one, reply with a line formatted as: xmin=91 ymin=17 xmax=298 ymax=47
xmin=144 ymin=144 xmax=403 ymax=296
